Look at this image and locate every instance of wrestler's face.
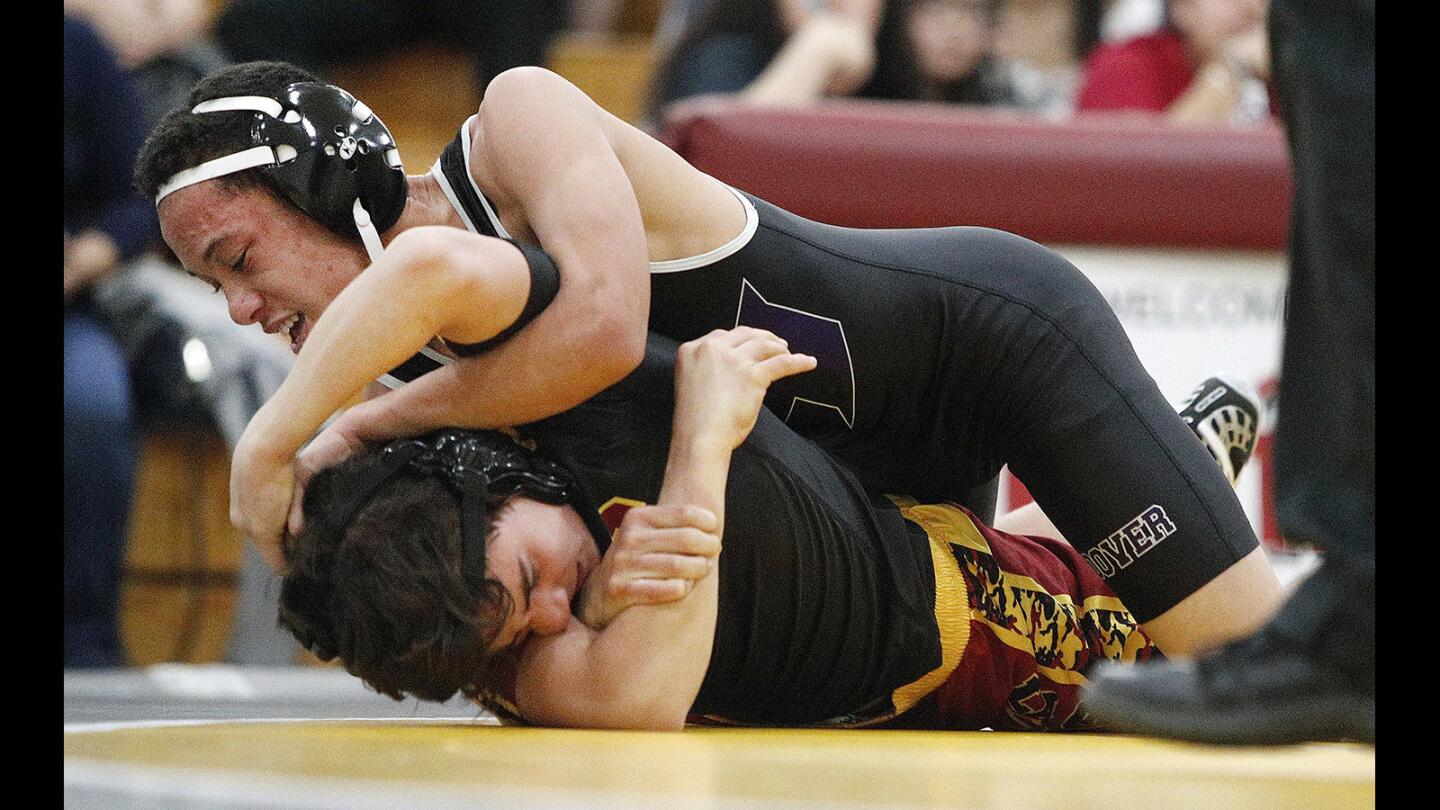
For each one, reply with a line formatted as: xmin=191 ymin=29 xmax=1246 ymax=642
xmin=485 ymin=497 xmax=602 ymax=653
xmin=158 ymin=180 xmax=369 ymax=354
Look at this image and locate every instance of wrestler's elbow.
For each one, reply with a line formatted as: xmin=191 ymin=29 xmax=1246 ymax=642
xmin=612 ymin=708 xmax=687 ymax=732
xmin=380 ymin=227 xmax=472 ymax=292
xmin=524 ymin=689 xmax=688 ymax=731
xmin=387 ymin=226 xmax=508 ymax=284
xmin=576 ymin=662 xmax=692 ymax=730
xmin=387 ymin=227 xmax=524 ymax=326
xmin=587 ymin=696 xmax=689 ymax=731
xmin=585 ymin=311 xmax=646 ymax=383
xmin=482 ymin=66 xmax=581 ymax=117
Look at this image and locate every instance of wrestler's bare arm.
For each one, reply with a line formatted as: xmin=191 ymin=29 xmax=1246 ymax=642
xmin=323 ymin=68 xmax=654 ymax=448
xmin=328 ymin=67 xmax=746 ymax=446
xmin=238 ymin=227 xmax=530 ymax=455
xmin=509 ymin=429 xmax=729 ymax=730
xmin=231 ymin=226 xmax=534 ymax=562
xmin=508 ymin=329 xmax=815 ymax=730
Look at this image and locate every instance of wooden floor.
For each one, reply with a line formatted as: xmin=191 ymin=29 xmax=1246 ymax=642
xmin=65 ymin=719 xmax=1374 ymax=809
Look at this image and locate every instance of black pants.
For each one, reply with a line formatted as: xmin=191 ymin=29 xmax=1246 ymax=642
xmin=1268 ymin=0 xmax=1375 ymax=562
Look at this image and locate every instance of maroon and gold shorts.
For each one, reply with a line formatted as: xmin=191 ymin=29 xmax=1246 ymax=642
xmin=886 ymin=499 xmax=1159 ymax=732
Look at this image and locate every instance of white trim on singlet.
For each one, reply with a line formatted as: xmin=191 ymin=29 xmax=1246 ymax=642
xmin=430 ymin=155 xmax=480 ymax=234
xmin=456 ymin=114 xmax=514 ymax=239
xmin=432 ymin=118 xmax=760 ymax=274
xmin=376 ymin=345 xmax=455 ymax=390
xmin=648 ymin=184 xmax=758 ymax=274
xmin=376 ymin=373 xmax=406 ymax=390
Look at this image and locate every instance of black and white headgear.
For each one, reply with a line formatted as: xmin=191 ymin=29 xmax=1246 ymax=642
xmin=154 ymin=82 xmax=406 ymax=263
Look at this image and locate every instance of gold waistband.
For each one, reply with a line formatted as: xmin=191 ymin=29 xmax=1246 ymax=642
xmin=887 ymin=497 xmax=977 ymax=716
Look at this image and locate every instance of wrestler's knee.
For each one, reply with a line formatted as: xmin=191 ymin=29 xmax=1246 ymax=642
xmin=1139 ymin=547 xmax=1283 ymax=655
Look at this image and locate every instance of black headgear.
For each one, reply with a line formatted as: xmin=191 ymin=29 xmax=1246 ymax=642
xmin=333 ymin=429 xmax=577 ymax=586
xmin=154 ymin=82 xmax=406 ymax=261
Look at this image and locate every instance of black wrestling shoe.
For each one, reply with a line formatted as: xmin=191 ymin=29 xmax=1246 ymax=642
xmin=1177 ymin=375 xmax=1262 ymax=487
xmin=1082 ymin=556 xmax=1375 ymax=745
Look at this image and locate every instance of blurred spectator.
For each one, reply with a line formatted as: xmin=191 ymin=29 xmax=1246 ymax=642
xmin=654 ymin=0 xmax=715 ymax=56
xmin=64 ymin=0 xmax=209 ymax=71
xmin=648 ymin=0 xmax=1011 ymax=124
xmin=67 ymin=3 xmax=304 ymax=666
xmin=991 ymin=0 xmax=1104 ymax=116
xmin=1076 ymin=0 xmax=1274 ymax=126
xmin=212 ymin=0 xmax=566 ymax=92
xmin=64 ymin=15 xmax=156 ymax=668
xmin=570 ymin=0 xmax=628 ymax=33
xmin=65 ymin=0 xmax=230 ymax=129
xmin=874 ymin=0 xmax=1010 ymax=102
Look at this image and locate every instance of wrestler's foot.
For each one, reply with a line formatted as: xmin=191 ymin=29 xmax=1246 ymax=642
xmin=1083 ymin=555 xmax=1375 ymax=745
xmin=1177 ymin=375 xmax=1262 ymax=487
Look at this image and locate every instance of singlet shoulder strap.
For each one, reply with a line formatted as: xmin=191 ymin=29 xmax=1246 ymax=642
xmin=376 ymin=345 xmax=451 ymax=390
xmin=432 ymin=115 xmax=508 ymax=240
xmin=378 ymin=118 xmax=496 ymax=390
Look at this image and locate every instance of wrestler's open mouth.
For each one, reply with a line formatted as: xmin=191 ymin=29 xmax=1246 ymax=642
xmin=288 ymin=314 xmax=310 ymax=353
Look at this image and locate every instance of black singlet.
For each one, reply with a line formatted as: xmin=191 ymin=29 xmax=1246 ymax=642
xmin=423 ymin=125 xmax=1260 ymax=622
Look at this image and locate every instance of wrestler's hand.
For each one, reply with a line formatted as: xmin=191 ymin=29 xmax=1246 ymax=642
xmin=229 ymin=431 xmax=296 ymax=572
xmin=284 ymin=419 xmax=370 ymax=541
xmin=673 ymin=327 xmax=817 ymax=451
xmin=576 ymin=504 xmax=721 ymax=630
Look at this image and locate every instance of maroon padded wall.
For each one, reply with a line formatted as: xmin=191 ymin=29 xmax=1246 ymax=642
xmin=659 ymin=100 xmax=1292 ymax=250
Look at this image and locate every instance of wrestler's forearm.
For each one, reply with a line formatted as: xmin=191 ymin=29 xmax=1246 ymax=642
xmin=334 ymin=297 xmax=645 ymax=443
xmin=578 ymin=425 xmax=729 ymax=719
xmin=242 ymin=228 xmax=528 ymax=459
xmin=516 ymin=434 xmax=729 ymax=729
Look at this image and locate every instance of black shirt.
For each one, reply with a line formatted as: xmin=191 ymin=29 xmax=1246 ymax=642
xmin=522 ymin=335 xmax=940 ymax=724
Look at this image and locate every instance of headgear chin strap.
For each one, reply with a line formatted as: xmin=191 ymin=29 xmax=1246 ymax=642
xmin=155 ymin=83 xmax=407 ymax=264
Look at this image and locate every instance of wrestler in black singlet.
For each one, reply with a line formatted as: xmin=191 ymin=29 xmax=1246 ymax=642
xmin=518 ymin=335 xmax=942 ymax=725
xmin=415 ymin=125 xmax=1257 ymax=622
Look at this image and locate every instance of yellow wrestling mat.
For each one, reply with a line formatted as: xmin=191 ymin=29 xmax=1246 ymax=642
xmin=65 ymin=719 xmax=1374 ymax=809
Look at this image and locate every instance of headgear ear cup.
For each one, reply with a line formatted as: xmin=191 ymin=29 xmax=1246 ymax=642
xmin=156 ymin=82 xmax=406 ymax=261
xmin=254 ymin=83 xmax=406 ymax=237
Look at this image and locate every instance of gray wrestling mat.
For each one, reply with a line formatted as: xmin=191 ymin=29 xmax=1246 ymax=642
xmin=64 ymin=665 xmax=487 ymax=727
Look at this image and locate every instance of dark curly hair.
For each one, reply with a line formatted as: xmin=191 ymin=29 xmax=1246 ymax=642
xmin=133 ymin=61 xmax=319 ymax=201
xmin=278 ymin=446 xmax=514 ymax=703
